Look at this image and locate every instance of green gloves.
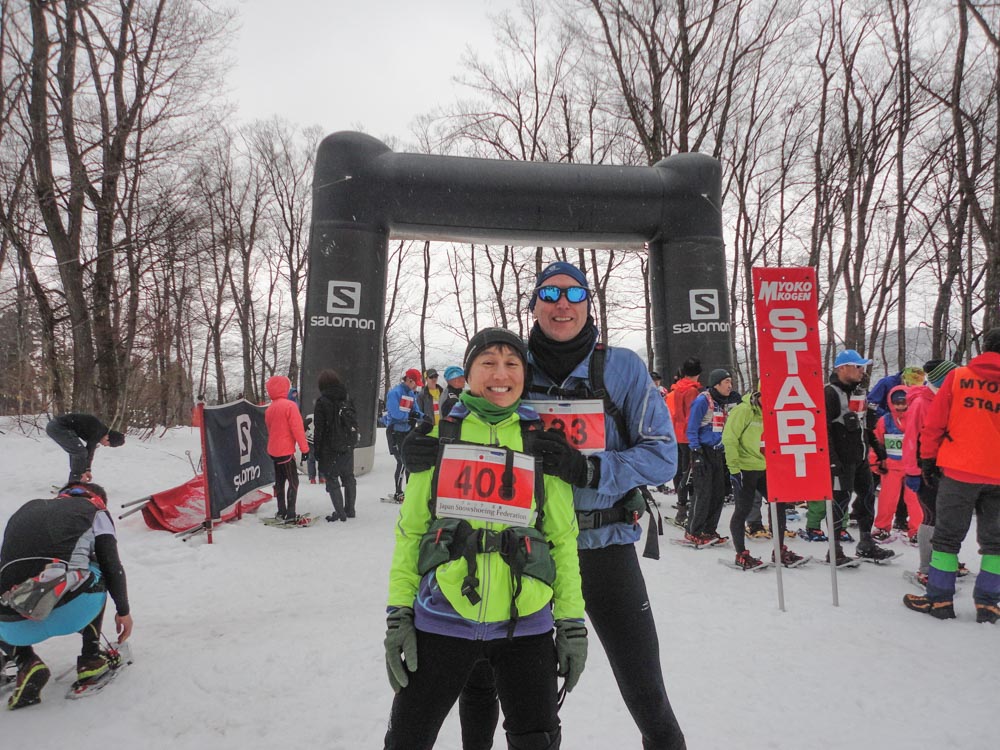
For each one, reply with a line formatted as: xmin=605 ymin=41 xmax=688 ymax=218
xmin=554 ymin=619 xmax=588 ymax=692
xmin=384 ymin=607 xmax=418 ymax=693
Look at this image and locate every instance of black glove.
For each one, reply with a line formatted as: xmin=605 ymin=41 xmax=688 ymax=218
xmin=619 ymin=489 xmax=645 ymax=524
xmin=690 ymin=449 xmax=705 ymax=473
xmin=301 ymin=451 xmax=310 ymax=464
xmin=531 ymin=429 xmax=596 ymax=488
xmin=919 ymin=457 xmax=939 ymax=486
xmin=401 ymin=421 xmax=438 ymax=474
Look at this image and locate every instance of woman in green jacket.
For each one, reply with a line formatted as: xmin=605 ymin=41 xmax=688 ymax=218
xmin=721 ymin=389 xmax=804 ymax=569
xmin=383 ymin=328 xmax=586 ymax=750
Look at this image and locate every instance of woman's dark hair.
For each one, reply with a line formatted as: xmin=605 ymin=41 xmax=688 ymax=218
xmin=318 ymin=369 xmax=343 ymax=391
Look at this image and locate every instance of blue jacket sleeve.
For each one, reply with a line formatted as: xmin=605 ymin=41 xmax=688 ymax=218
xmin=386 ymin=385 xmax=410 ymax=429
xmin=686 ymin=394 xmax=708 ymax=449
xmin=590 ymin=349 xmax=678 ymax=497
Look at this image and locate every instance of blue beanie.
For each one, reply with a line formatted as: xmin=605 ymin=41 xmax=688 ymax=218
xmin=529 ymin=261 xmax=589 ymax=311
xmin=443 ymin=365 xmax=464 ymax=382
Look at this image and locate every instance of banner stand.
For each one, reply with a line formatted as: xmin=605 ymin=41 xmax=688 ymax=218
xmin=770 ymin=502 xmax=785 ymax=612
xmin=826 ymin=500 xmax=839 ymax=606
xmin=197 ymin=403 xmax=214 ymax=545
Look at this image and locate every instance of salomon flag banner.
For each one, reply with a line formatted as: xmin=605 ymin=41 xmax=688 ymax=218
xmin=202 ymin=400 xmax=275 ymax=517
xmin=752 ymin=267 xmax=833 ymax=503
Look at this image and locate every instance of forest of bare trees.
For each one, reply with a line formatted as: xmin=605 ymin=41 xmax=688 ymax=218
xmin=0 ymin=0 xmax=996 ymax=425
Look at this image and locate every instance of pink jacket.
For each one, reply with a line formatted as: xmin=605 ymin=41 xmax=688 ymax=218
xmin=264 ymin=375 xmax=309 ymax=458
xmin=902 ymin=384 xmax=934 ymax=477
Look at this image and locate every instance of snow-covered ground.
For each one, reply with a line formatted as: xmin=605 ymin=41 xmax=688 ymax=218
xmin=0 ymin=416 xmax=994 ymax=749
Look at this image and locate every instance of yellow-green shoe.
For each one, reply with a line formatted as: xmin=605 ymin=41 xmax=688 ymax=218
xmin=76 ymin=654 xmax=110 ymax=682
xmin=8 ymin=659 xmax=49 ymax=710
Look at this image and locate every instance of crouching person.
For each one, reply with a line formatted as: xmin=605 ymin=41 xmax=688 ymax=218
xmin=383 ymin=328 xmax=586 ymax=750
xmin=0 ymin=482 xmax=132 ymax=709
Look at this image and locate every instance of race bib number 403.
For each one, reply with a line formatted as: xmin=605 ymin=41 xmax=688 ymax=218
xmin=436 ymin=444 xmax=535 ymax=527
xmin=531 ymin=399 xmax=606 ymax=454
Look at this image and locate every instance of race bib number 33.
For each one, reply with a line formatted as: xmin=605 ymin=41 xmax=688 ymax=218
xmin=436 ymin=444 xmax=535 ymax=527
xmin=532 ymin=399 xmax=606 ymax=454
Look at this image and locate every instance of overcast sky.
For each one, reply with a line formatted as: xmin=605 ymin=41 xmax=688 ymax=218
xmin=229 ymin=0 xmax=516 ymax=145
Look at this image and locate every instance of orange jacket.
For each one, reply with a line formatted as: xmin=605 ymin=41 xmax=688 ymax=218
xmin=264 ymin=375 xmax=309 ymax=458
xmin=668 ymin=377 xmax=701 ymax=444
xmin=921 ymin=352 xmax=1000 ymax=483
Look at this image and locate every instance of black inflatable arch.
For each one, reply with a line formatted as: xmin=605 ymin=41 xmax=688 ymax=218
xmin=301 ymin=131 xmax=731 ymax=473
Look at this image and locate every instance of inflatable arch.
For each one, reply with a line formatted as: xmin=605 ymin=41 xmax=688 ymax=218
xmin=301 ymin=131 xmax=731 ymax=473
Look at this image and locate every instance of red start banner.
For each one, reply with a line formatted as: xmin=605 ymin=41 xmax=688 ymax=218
xmin=752 ymin=267 xmax=833 ymax=503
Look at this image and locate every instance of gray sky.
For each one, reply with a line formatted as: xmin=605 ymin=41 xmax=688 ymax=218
xmin=229 ymin=0 xmax=515 ymax=143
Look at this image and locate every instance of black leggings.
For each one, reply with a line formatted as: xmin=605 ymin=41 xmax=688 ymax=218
xmin=729 ymin=470 xmax=788 ymax=553
xmin=459 ymin=544 xmax=686 ymax=750
xmin=387 ymin=430 xmax=409 ymax=495
xmin=272 ymin=455 xmax=300 ymax=517
xmin=384 ymin=630 xmax=560 ymax=750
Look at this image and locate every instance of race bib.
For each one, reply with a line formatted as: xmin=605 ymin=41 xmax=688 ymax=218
xmin=399 ymin=395 xmax=413 ymax=414
xmin=436 ymin=444 xmax=536 ymax=526
xmin=884 ymin=434 xmax=903 ymax=459
xmin=712 ymin=409 xmax=726 ymax=433
xmin=848 ymin=392 xmax=867 ymax=414
xmin=532 ymin=399 xmax=606 ymax=454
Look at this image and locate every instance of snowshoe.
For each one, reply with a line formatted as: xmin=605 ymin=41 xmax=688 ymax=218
xmin=798 ymin=528 xmax=827 ymax=542
xmin=976 ymin=604 xmax=1000 ymax=624
xmin=903 ymin=570 xmax=928 ymax=589
xmin=773 ymin=545 xmax=805 ymax=567
xmin=837 ymin=529 xmax=855 ymax=543
xmin=734 ymin=550 xmax=765 ymax=570
xmin=855 ymin=541 xmax=895 ymax=562
xmin=871 ymin=527 xmax=895 ymax=543
xmin=957 ymin=562 xmax=970 ymax=578
xmin=903 ymin=594 xmax=955 ymax=619
xmin=746 ymin=525 xmax=771 ymax=540
xmin=76 ymin=654 xmax=109 ymax=682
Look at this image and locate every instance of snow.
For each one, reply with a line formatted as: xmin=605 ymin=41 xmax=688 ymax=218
xmin=1 ymin=417 xmax=995 ymax=749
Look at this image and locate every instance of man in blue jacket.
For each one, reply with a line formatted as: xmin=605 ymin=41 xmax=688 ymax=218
xmin=383 ymin=369 xmax=424 ymax=503
xmin=685 ymin=368 xmax=734 ymax=544
xmin=403 ymin=261 xmax=685 ymax=749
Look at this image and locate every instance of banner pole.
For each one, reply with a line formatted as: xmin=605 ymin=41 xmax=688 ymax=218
xmin=771 ymin=502 xmax=785 ymax=612
xmin=826 ymin=499 xmax=838 ymax=606
xmin=197 ymin=403 xmax=213 ymax=545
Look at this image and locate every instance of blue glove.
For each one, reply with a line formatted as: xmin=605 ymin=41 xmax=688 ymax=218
xmin=384 ymin=607 xmax=417 ymax=693
xmin=554 ymin=619 xmax=588 ymax=693
xmin=904 ymin=475 xmax=922 ymax=494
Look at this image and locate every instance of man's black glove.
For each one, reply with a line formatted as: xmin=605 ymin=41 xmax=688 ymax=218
xmin=919 ymin=457 xmax=939 ymax=486
xmin=531 ymin=429 xmax=598 ymax=488
xmin=401 ymin=421 xmax=438 ymax=474
xmin=690 ymin=449 xmax=705 ymax=473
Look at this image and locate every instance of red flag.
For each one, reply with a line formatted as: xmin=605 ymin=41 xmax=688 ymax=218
xmin=752 ymin=267 xmax=833 ymax=503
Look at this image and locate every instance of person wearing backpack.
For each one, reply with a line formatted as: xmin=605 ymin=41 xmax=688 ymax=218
xmin=0 ymin=482 xmax=133 ymax=709
xmin=383 ymin=328 xmax=585 ymax=750
xmin=313 ymin=369 xmax=360 ymax=522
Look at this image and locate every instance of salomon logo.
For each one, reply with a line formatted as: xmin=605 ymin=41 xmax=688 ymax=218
xmin=237 ymin=414 xmax=252 ymax=465
xmin=327 ymin=281 xmax=361 ymax=315
xmin=689 ymin=289 xmax=720 ymax=320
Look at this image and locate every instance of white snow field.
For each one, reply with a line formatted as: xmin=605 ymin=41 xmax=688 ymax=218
xmin=0 ymin=416 xmax=994 ymax=749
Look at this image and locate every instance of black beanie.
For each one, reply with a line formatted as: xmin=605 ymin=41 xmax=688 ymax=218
xmin=464 ymin=328 xmax=528 ymax=376
xmin=709 ymin=368 xmax=732 ymax=388
xmin=682 ymin=357 xmax=702 ymax=377
xmin=107 ymin=430 xmax=125 ymax=447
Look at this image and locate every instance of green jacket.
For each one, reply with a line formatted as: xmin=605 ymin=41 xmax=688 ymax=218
xmin=386 ymin=407 xmax=584 ymax=626
xmin=721 ymin=393 xmax=766 ymax=473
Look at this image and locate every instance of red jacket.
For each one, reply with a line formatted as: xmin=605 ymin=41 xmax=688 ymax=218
xmin=902 ymin=385 xmax=934 ymax=477
xmin=920 ymin=352 xmax=1000 ymax=484
xmin=264 ymin=375 xmax=309 ymax=458
xmin=669 ymin=377 xmax=701 ymax=445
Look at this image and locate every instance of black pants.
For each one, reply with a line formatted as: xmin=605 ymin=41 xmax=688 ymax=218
xmin=459 ymin=545 xmax=686 ymax=750
xmin=672 ymin=444 xmax=692 ymax=507
xmin=272 ymin=455 xmax=299 ymax=518
xmin=729 ymin=471 xmax=787 ymax=553
xmin=687 ymin=448 xmax=726 ymax=536
xmin=917 ymin=473 xmax=940 ymax=526
xmin=384 ymin=630 xmax=560 ymax=750
xmin=46 ymin=420 xmax=89 ymax=483
xmin=833 ymin=462 xmax=875 ymax=535
xmin=387 ymin=430 xmax=409 ymax=495
xmin=324 ymin=450 xmax=357 ymax=520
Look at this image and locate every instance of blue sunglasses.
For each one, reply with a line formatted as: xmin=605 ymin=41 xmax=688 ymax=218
xmin=535 ymin=285 xmax=589 ymax=304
